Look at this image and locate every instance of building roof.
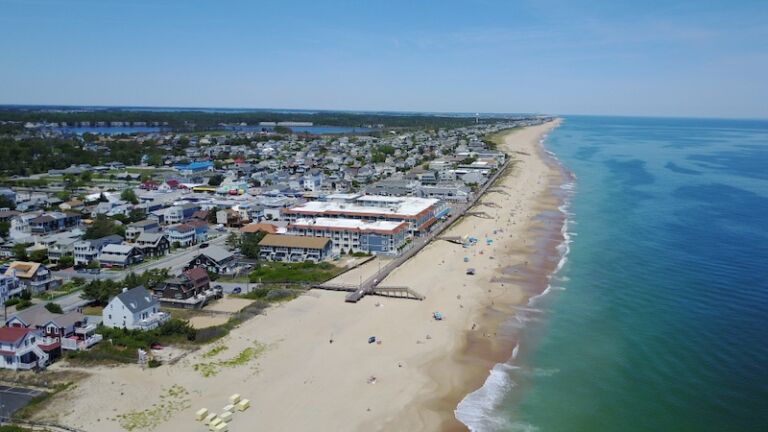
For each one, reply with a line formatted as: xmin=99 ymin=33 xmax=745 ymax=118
xmin=286 ymin=195 xmax=438 ymax=219
xmin=101 ymin=244 xmax=135 ymax=254
xmin=0 ymin=327 xmax=36 ymax=344
xmin=136 ymin=232 xmax=166 ymax=244
xmin=240 ymin=223 xmax=278 ymax=234
xmin=113 ymin=286 xmax=156 ymax=313
xmin=129 ymin=219 xmax=159 ymax=228
xmin=290 ymin=217 xmax=407 ymax=234
xmin=9 ymin=308 xmax=84 ymax=328
xmin=198 ymin=246 xmax=234 ymax=263
xmin=4 ymin=261 xmax=42 ymax=279
xmin=82 ymin=234 xmax=124 ymax=249
xmin=258 ymin=234 xmax=331 ymax=250
xmin=170 ymin=223 xmax=195 ymax=233
xmin=183 ymin=267 xmax=209 ymax=282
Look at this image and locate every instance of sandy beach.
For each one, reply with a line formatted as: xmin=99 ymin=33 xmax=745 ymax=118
xmin=39 ymin=120 xmax=565 ymax=432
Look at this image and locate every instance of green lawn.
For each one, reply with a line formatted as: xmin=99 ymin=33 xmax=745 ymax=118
xmin=248 ymin=261 xmax=342 ymax=284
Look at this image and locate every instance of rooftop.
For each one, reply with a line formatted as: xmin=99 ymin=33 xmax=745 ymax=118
xmin=258 ymin=234 xmax=332 ymax=250
xmin=291 ymin=217 xmax=407 ymax=233
xmin=287 ymin=195 xmax=438 ymax=218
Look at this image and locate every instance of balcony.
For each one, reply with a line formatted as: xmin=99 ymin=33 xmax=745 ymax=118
xmin=61 ymin=334 xmax=103 ymax=351
xmin=136 ymin=312 xmax=170 ymax=330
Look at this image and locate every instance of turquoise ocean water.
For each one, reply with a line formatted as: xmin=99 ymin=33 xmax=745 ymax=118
xmin=457 ymin=116 xmax=768 ymax=431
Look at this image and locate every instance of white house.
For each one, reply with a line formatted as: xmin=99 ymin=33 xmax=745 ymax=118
xmin=0 ymin=327 xmax=49 ymax=370
xmin=103 ymin=286 xmax=169 ymax=330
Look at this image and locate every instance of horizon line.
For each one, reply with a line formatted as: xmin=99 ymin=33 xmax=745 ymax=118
xmin=1 ymin=103 xmax=766 ymax=122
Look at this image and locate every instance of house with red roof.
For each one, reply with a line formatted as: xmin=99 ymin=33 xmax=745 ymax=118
xmin=0 ymin=327 xmax=49 ymax=370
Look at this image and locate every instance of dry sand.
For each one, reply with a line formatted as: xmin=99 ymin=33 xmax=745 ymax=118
xmin=42 ymin=120 xmax=564 ymax=432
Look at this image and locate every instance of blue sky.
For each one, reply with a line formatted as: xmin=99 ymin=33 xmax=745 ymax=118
xmin=1 ymin=0 xmax=766 ymax=118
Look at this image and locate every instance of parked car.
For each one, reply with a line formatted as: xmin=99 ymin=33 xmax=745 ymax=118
xmin=199 ymin=243 xmax=209 ymax=249
xmin=232 ymin=287 xmax=242 ymax=294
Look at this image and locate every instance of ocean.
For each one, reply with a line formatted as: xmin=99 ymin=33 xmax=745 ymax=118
xmin=457 ymin=116 xmax=768 ymax=431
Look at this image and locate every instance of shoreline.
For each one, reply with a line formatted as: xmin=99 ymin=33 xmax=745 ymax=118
xmin=375 ymin=120 xmax=570 ymax=432
xmin=452 ymin=124 xmax=574 ymax=431
xmin=39 ymin=120 xmax=566 ymax=432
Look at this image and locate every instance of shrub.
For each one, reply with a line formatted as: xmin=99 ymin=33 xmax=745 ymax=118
xmin=44 ymin=302 xmax=63 ymax=313
xmin=15 ymin=298 xmax=33 ymax=310
xmin=4 ymin=298 xmax=20 ymax=307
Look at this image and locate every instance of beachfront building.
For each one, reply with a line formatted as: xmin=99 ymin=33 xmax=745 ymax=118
xmin=152 ymin=268 xmax=218 ymax=309
xmin=97 ymin=244 xmax=144 ymax=268
xmin=73 ymin=235 xmax=123 ymax=266
xmin=6 ymin=309 xmax=102 ymax=353
xmin=258 ymin=234 xmax=333 ymax=262
xmin=103 ymin=286 xmax=169 ymax=330
xmin=287 ymin=217 xmax=409 ymax=255
xmin=282 ymin=194 xmax=446 ymax=237
xmin=0 ymin=327 xmax=49 ymax=370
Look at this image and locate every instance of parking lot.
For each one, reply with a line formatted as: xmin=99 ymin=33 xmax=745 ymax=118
xmin=0 ymin=385 xmax=44 ymax=418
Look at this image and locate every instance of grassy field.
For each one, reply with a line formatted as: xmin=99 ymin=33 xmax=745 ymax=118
xmin=248 ymin=261 xmax=343 ymax=284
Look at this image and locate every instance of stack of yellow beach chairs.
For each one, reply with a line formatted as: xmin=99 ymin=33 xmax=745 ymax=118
xmin=195 ymin=393 xmax=251 ymax=431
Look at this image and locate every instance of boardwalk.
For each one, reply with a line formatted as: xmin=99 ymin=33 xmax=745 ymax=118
xmin=316 ymin=156 xmax=512 ymax=303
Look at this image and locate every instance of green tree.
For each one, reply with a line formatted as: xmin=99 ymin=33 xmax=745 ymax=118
xmin=0 ymin=221 xmax=9 ymax=237
xmin=206 ymin=207 xmax=219 ymax=224
xmin=120 ymin=188 xmax=139 ymax=204
xmin=44 ymin=302 xmax=63 ymax=314
xmin=58 ymin=255 xmax=74 ymax=269
xmin=87 ymin=259 xmax=100 ymax=270
xmin=55 ymin=190 xmax=71 ymax=202
xmin=12 ymin=243 xmax=29 ymax=260
xmin=226 ymin=232 xmax=240 ymax=248
xmin=208 ymin=174 xmax=224 ymax=186
xmin=0 ymin=195 xmax=15 ymax=210
xmin=83 ymin=214 xmax=124 ymax=239
xmin=240 ymin=231 xmax=266 ymax=259
xmin=29 ymin=249 xmax=48 ymax=263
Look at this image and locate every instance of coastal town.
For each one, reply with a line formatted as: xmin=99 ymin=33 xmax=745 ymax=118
xmin=0 ymin=111 xmax=554 ymax=430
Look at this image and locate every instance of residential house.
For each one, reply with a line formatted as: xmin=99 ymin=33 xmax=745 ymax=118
xmin=216 ymin=208 xmax=246 ymax=227
xmin=168 ymin=224 xmax=196 ymax=248
xmin=186 ymin=246 xmax=237 ymax=275
xmin=103 ymin=286 xmax=169 ymax=330
xmin=164 ymin=204 xmax=200 ymax=225
xmin=0 ymin=273 xmax=24 ymax=304
xmin=152 ymin=267 xmax=216 ymax=309
xmin=0 ymin=327 xmax=48 ymax=370
xmin=125 ymin=219 xmax=161 ymax=242
xmin=6 ymin=309 xmax=102 ymax=353
xmin=97 ymin=244 xmax=144 ymax=268
xmin=4 ymin=262 xmax=61 ymax=294
xmin=73 ymin=235 xmax=123 ymax=266
xmin=187 ymin=219 xmax=209 ymax=241
xmin=135 ymin=232 xmax=170 ymax=258
xmin=28 ymin=212 xmax=81 ymax=235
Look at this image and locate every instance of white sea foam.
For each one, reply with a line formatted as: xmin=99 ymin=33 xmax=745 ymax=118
xmin=455 ymin=359 xmax=519 ymax=431
xmin=456 ymin=127 xmax=574 ymax=432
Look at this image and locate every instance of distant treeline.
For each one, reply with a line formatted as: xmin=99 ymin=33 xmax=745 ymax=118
xmin=0 ymin=108 xmax=504 ymax=131
xmin=0 ymin=137 xmax=165 ymax=177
